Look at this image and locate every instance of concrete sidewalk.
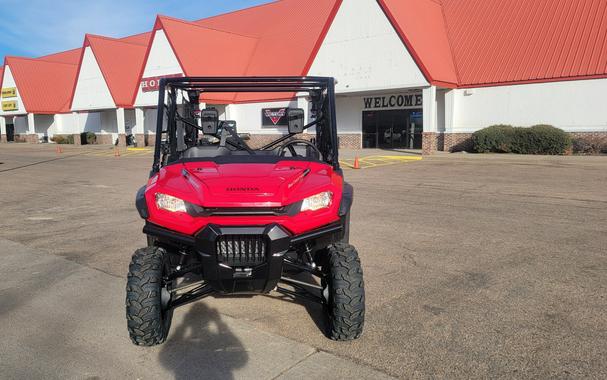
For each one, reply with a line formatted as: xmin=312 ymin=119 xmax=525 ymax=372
xmin=0 ymin=238 xmax=394 ymax=380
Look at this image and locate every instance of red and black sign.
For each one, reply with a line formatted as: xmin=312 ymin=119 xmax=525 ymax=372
xmin=262 ymin=108 xmax=288 ymax=126
xmin=141 ymin=73 xmax=183 ymax=92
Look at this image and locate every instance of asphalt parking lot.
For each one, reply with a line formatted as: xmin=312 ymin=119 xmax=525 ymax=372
xmin=1 ymin=144 xmax=606 ymax=379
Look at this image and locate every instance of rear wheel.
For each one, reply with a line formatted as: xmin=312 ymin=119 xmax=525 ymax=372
xmin=126 ymin=246 xmax=173 ymax=346
xmin=323 ymin=243 xmax=365 ymax=340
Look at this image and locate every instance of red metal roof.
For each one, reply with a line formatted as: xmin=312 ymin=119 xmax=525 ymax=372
xmin=148 ymin=0 xmax=342 ymax=103
xmin=378 ymin=0 xmax=458 ymax=87
xmin=77 ymin=34 xmax=150 ymax=107
xmin=120 ymin=32 xmax=153 ymax=45
xmin=0 ymin=66 xmax=4 ymax=92
xmin=196 ymin=0 xmax=341 ymax=77
xmin=37 ymin=48 xmax=83 ymax=65
xmin=4 ymin=56 xmax=79 ymax=114
xmin=380 ymin=0 xmax=607 ymax=87
xmin=7 ymin=0 xmax=606 ymax=115
xmin=157 ymin=16 xmax=258 ymax=77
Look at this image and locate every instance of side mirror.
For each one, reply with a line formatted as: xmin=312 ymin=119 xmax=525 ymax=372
xmin=201 ymin=108 xmax=219 ymax=135
xmin=287 ymin=108 xmax=305 ymax=134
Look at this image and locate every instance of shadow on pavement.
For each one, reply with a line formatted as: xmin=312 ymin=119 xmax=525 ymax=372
xmin=268 ymin=271 xmax=328 ymax=336
xmin=159 ymin=303 xmax=248 ymax=380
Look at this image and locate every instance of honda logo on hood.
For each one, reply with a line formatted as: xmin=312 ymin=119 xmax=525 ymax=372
xmin=226 ymin=186 xmax=260 ymax=192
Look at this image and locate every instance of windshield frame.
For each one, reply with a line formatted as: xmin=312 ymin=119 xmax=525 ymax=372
xmin=152 ymin=77 xmax=339 ymax=174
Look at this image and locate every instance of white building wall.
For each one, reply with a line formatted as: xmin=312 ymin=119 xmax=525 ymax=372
xmin=144 ymin=108 xmax=159 ymax=134
xmin=308 ymin=0 xmax=428 ymax=94
xmin=335 ymin=96 xmax=364 ymax=134
xmin=14 ymin=115 xmax=28 ymax=134
xmin=134 ymin=30 xmax=184 ymax=107
xmin=34 ymin=114 xmax=55 ymax=137
xmin=100 ymin=109 xmax=118 ymax=134
xmin=1 ymin=66 xmax=27 ymax=116
xmin=450 ymin=78 xmax=607 ymax=133
xmin=51 ymin=113 xmax=76 ymax=135
xmin=71 ymin=47 xmax=115 ymax=111
xmin=124 ymin=109 xmax=136 ymax=135
xmin=76 ymin=112 xmax=102 ymax=133
xmin=227 ymin=100 xmax=298 ymax=134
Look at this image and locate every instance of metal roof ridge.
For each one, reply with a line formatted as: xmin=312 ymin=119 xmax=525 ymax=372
xmin=157 ymin=14 xmax=259 ymax=40
xmin=86 ymin=34 xmax=149 ymax=47
xmin=6 ymin=55 xmax=78 ymax=66
xmin=194 ymin=0 xmax=282 ymax=23
xmin=37 ymin=47 xmax=82 ymax=60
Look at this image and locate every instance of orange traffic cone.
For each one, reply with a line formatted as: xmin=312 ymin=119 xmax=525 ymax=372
xmin=114 ymin=147 xmax=121 ymax=158
xmin=353 ymin=156 xmax=360 ymax=169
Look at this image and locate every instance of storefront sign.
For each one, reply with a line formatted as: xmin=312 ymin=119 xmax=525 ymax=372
xmin=1 ymin=87 xmax=17 ymax=98
xmin=262 ymin=108 xmax=288 ymax=126
xmin=2 ymin=100 xmax=19 ymax=111
xmin=363 ymin=93 xmax=423 ymax=110
xmin=141 ymin=73 xmax=183 ymax=92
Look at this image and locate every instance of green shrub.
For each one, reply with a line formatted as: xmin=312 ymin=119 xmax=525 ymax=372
xmin=510 ymin=125 xmax=571 ymax=155
xmin=51 ymin=135 xmax=72 ymax=144
xmin=472 ymin=125 xmax=515 ymax=153
xmin=51 ymin=135 xmax=65 ymax=144
xmin=79 ymin=132 xmax=97 ymax=145
xmin=473 ymin=124 xmax=572 ymax=155
xmin=66 ymin=135 xmax=74 ymax=144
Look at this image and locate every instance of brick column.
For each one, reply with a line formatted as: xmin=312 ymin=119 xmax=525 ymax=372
xmin=134 ymin=108 xmax=145 ymax=147
xmin=116 ymin=108 xmax=126 ymax=147
xmin=27 ymin=113 xmax=38 ymax=143
xmin=0 ymin=116 xmax=6 ymax=143
xmin=70 ymin=112 xmax=82 ymax=145
xmin=422 ymin=86 xmax=438 ymax=155
xmin=422 ymin=132 xmax=438 ymax=154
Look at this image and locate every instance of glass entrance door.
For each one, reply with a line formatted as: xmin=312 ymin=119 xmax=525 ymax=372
xmin=363 ymin=110 xmax=423 ymax=149
xmin=6 ymin=124 xmax=14 ymax=142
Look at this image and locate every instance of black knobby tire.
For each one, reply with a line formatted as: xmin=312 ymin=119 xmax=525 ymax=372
xmin=324 ymin=243 xmax=365 ymax=340
xmin=126 ymin=247 xmax=173 ymax=346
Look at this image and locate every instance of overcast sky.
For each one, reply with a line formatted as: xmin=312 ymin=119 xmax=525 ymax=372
xmin=0 ymin=0 xmax=270 ymax=59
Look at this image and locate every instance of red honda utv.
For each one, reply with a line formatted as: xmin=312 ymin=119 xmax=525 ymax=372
xmin=127 ymin=77 xmax=364 ymax=346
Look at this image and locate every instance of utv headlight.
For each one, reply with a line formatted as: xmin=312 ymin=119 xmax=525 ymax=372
xmin=300 ymin=191 xmax=333 ymax=212
xmin=155 ymin=193 xmax=187 ymax=213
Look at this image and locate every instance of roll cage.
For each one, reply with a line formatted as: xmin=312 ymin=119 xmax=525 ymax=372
xmin=152 ymin=77 xmax=340 ymax=173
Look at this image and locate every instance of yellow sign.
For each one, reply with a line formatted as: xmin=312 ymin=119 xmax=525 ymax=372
xmin=1 ymin=87 xmax=17 ymax=98
xmin=2 ymin=100 xmax=18 ymax=111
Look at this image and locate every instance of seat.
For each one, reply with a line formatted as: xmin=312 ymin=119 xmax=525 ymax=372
xmin=182 ymin=146 xmax=232 ymax=159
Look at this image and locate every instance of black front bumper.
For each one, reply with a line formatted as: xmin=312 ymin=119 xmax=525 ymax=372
xmin=143 ymin=222 xmax=342 ymax=294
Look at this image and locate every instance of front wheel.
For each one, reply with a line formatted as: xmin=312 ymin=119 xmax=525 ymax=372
xmin=126 ymin=247 xmax=173 ymax=346
xmin=323 ymin=243 xmax=365 ymax=340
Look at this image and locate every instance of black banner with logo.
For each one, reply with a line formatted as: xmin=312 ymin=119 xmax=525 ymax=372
xmin=262 ymin=108 xmax=288 ymax=126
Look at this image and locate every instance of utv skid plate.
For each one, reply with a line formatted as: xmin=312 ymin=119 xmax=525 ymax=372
xmin=162 ymin=263 xmax=327 ymax=311
xmin=144 ymin=222 xmax=343 ymax=311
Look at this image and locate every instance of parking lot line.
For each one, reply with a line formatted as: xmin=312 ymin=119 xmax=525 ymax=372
xmin=340 ymin=155 xmax=422 ymax=169
xmin=74 ymin=148 xmax=421 ymax=165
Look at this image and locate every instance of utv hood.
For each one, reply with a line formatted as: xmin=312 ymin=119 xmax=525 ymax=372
xmin=155 ymin=160 xmax=337 ymax=208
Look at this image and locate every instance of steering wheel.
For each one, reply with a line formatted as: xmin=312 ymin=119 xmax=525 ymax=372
xmin=279 ymin=139 xmax=321 ymax=158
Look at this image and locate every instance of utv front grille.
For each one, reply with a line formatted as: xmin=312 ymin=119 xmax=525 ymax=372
xmin=216 ymin=235 xmax=267 ymax=267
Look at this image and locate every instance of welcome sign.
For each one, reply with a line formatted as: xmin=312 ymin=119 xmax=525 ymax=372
xmin=363 ymin=93 xmax=423 ymax=110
